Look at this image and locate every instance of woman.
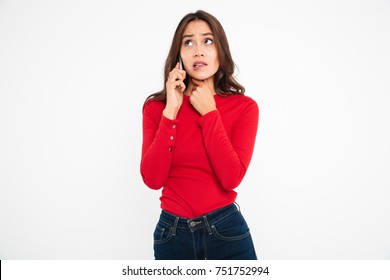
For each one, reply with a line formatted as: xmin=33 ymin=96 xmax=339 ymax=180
xmin=140 ymin=10 xmax=259 ymax=260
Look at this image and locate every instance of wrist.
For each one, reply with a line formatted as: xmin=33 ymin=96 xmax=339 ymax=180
xmin=201 ymin=107 xmax=217 ymax=116
xmin=163 ymin=107 xmax=178 ymax=120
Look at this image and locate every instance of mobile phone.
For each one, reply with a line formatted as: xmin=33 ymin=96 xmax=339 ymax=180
xmin=178 ymin=55 xmax=184 ymax=70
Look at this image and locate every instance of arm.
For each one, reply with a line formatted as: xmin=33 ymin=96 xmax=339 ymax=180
xmin=140 ymin=102 xmax=178 ymax=190
xmin=198 ymin=100 xmax=259 ymax=190
xmin=140 ymin=63 xmax=185 ymax=189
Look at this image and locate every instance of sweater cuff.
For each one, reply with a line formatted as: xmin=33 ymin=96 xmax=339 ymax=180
xmin=160 ymin=115 xmax=179 ymax=153
xmin=197 ymin=109 xmax=219 ymax=127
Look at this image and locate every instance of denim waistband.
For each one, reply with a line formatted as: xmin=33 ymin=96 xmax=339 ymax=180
xmin=159 ymin=203 xmax=240 ymax=235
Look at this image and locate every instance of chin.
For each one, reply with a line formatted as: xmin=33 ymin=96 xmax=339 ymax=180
xmin=192 ymin=74 xmax=212 ymax=81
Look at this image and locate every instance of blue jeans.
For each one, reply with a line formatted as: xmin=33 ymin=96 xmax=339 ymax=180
xmin=153 ymin=203 xmax=258 ymax=260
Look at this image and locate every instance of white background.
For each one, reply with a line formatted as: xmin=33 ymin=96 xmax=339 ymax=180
xmin=0 ymin=0 xmax=389 ymax=260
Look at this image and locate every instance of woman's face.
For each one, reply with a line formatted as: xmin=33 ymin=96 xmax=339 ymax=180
xmin=180 ymin=20 xmax=219 ymax=83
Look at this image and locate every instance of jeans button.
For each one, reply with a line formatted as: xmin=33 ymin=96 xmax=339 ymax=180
xmin=190 ymin=221 xmax=201 ymax=227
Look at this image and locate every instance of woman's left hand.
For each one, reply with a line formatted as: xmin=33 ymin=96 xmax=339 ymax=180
xmin=189 ymin=79 xmax=217 ymax=116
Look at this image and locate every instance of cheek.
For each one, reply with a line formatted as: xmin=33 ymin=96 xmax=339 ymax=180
xmin=214 ymin=57 xmax=220 ymax=70
xmin=180 ymin=54 xmax=189 ymax=68
xmin=210 ymin=56 xmax=220 ymax=74
xmin=209 ymin=49 xmax=219 ymax=70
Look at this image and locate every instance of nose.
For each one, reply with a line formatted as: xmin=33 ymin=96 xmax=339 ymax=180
xmin=193 ymin=48 xmax=204 ymax=58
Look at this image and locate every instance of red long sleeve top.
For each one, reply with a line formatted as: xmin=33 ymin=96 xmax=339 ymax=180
xmin=141 ymin=93 xmax=259 ymax=218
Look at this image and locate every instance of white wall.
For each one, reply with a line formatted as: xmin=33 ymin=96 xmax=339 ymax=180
xmin=0 ymin=0 xmax=389 ymax=259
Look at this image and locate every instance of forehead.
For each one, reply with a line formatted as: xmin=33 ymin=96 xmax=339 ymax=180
xmin=183 ymin=20 xmax=212 ymax=36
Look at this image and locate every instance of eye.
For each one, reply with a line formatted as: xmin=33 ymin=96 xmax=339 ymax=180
xmin=204 ymin=38 xmax=213 ymax=45
xmin=184 ymin=40 xmax=193 ymax=47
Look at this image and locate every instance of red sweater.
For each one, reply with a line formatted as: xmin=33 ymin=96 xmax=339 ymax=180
xmin=141 ymin=93 xmax=259 ymax=218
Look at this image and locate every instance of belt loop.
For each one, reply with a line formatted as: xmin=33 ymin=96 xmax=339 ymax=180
xmin=172 ymin=217 xmax=179 ymax=236
xmin=203 ymin=215 xmax=212 ymax=235
xmin=234 ymin=202 xmax=241 ymax=212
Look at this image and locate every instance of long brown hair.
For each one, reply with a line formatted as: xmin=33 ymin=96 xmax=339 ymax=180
xmin=143 ymin=10 xmax=245 ymax=110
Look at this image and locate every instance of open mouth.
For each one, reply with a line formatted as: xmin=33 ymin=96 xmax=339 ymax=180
xmin=193 ymin=61 xmax=207 ymax=69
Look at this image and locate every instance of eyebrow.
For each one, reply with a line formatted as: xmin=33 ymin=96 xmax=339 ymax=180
xmin=182 ymin=32 xmax=214 ymax=39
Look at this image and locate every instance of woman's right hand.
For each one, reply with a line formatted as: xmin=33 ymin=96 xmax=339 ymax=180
xmin=163 ymin=63 xmax=186 ymax=120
